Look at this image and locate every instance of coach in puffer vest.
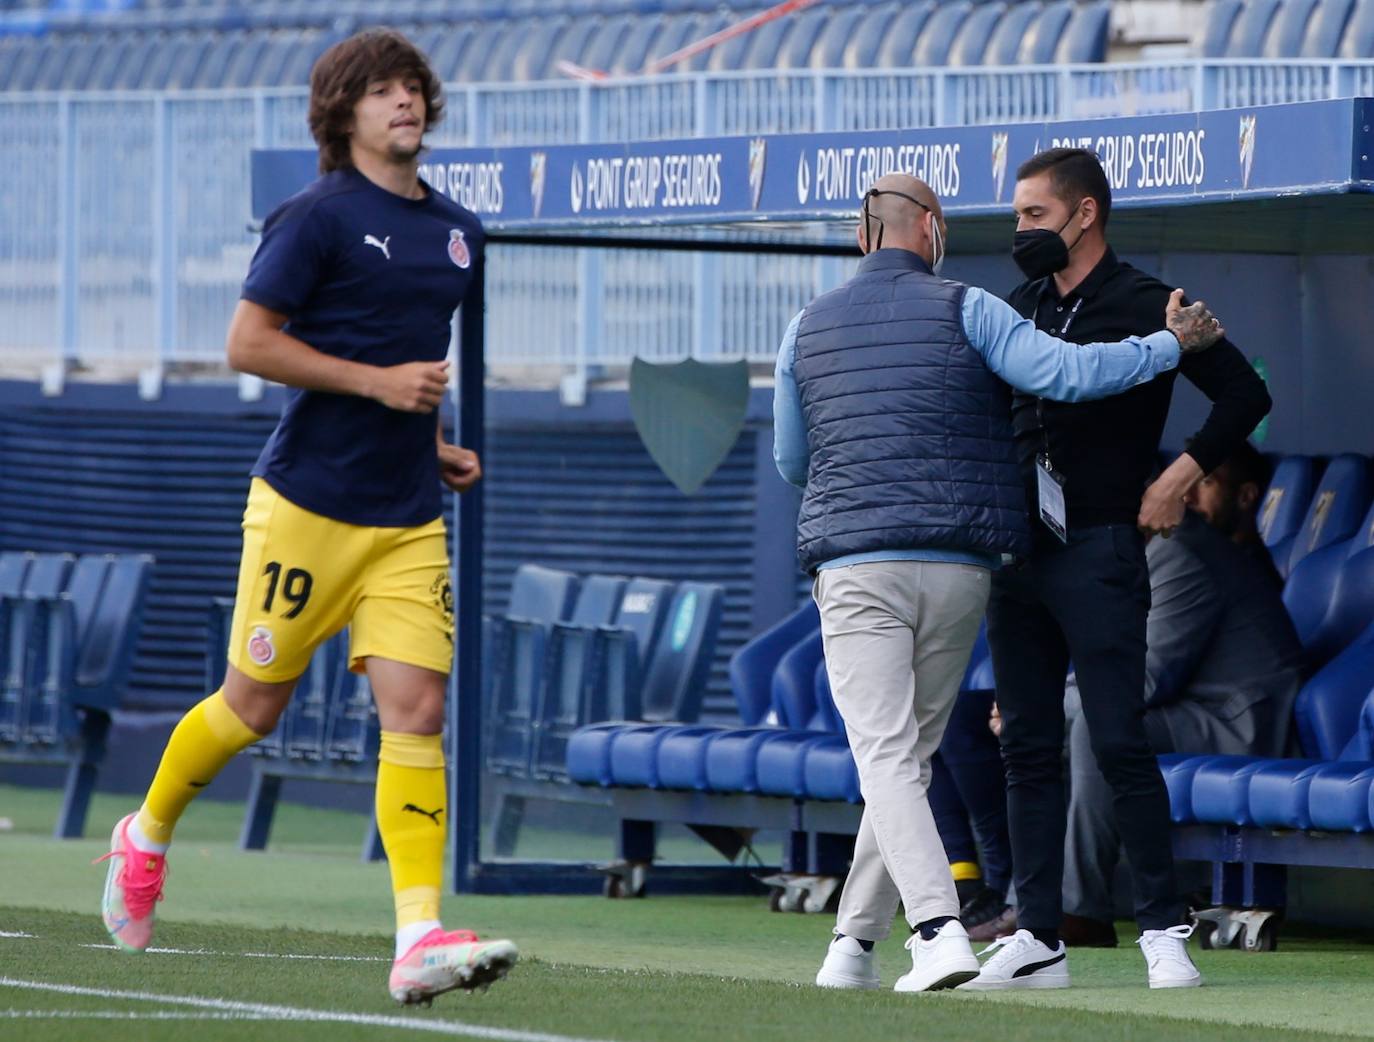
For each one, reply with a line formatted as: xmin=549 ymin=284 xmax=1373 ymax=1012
xmin=773 ymin=172 xmax=1225 ymax=995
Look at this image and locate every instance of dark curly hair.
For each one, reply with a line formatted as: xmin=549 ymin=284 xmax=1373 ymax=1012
xmin=308 ymin=29 xmax=445 ymax=174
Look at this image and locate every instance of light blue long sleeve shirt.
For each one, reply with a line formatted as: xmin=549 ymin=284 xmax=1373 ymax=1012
xmin=773 ymin=286 xmax=1183 ymax=571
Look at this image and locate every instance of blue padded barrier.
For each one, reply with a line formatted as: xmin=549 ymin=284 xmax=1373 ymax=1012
xmin=1191 ymin=755 xmax=1269 ymax=825
xmin=1247 ymin=759 xmax=1325 ymax=827
xmin=1159 ymin=752 xmax=1212 ymax=823
xmin=1307 ymin=761 xmax=1374 ymax=831
xmin=802 ymin=734 xmax=860 ymax=803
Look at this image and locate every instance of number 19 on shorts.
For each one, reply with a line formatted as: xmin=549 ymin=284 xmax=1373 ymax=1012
xmin=262 ymin=561 xmax=314 ymax=619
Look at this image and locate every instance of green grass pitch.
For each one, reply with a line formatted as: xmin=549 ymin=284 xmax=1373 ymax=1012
xmin=2 ymin=783 xmax=1373 ymax=1041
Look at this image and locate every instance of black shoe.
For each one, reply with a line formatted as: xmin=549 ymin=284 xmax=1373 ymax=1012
xmin=959 ymin=886 xmax=1009 ymax=930
xmin=1059 ymin=913 xmax=1118 ymax=948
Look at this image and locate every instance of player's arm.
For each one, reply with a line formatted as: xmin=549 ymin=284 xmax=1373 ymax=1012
xmin=226 ymin=300 xmax=449 ymax=413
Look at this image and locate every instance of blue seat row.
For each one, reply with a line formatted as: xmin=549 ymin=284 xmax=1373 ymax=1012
xmin=485 ymin=563 xmax=725 ymax=783
xmin=1201 ymin=0 xmax=1374 ymax=58
xmin=568 ymin=453 xmax=1374 ymax=852
xmin=1166 ymin=621 xmax=1374 ymax=832
xmin=567 ymin=605 xmax=996 ymax=803
xmin=0 ymin=1 xmax=1112 ymax=91
xmin=0 ymin=549 xmax=154 ymax=838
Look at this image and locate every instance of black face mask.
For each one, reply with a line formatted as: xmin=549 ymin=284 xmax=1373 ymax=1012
xmin=1011 ymin=203 xmax=1083 ymax=281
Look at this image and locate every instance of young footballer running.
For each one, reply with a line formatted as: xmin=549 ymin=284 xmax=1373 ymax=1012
xmin=97 ymin=28 xmax=518 ymax=1005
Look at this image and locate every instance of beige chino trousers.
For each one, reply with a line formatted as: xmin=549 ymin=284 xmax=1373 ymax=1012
xmin=814 ymin=560 xmax=990 ymax=941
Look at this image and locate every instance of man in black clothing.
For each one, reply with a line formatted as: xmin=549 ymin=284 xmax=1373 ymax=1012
xmin=965 ymin=149 xmax=1271 ymax=992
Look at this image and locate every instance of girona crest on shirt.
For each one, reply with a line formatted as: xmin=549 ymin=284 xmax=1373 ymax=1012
xmin=447 ymin=228 xmax=471 ymax=269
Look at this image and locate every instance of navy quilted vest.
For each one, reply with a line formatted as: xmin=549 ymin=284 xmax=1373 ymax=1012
xmin=792 ymin=249 xmax=1031 ymax=573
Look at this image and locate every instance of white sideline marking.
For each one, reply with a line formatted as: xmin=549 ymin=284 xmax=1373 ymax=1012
xmin=0 ymin=932 xmax=34 ymax=938
xmin=0 ymin=978 xmax=623 ymax=1042
xmin=3 ymin=1010 xmax=278 ymax=1021
xmin=79 ymin=943 xmax=388 ymax=962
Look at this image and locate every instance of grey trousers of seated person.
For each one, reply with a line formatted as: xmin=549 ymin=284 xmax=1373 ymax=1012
xmin=815 ymin=561 xmax=991 ymax=942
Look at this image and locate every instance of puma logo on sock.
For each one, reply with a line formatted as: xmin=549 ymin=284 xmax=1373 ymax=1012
xmin=402 ymin=803 xmax=443 ymax=825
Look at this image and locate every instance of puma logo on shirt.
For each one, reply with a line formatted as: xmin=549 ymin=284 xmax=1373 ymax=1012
xmin=363 ymin=234 xmax=391 ymax=260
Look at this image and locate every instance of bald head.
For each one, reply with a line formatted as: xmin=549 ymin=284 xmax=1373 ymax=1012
xmin=858 ymin=174 xmax=947 ymax=268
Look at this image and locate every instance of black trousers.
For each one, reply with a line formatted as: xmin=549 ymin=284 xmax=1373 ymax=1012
xmin=987 ymin=524 xmax=1183 ymax=933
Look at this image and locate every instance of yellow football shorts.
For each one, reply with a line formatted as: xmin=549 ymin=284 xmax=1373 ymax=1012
xmin=226 ymin=478 xmax=455 ymax=683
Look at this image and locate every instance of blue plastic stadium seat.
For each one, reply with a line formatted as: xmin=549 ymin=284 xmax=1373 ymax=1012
xmin=485 ymin=565 xmax=580 ymax=776
xmin=906 ymin=1 xmax=961 ymax=67
xmin=593 ymin=576 xmax=675 ymax=722
xmin=69 ymin=554 xmax=153 ymax=712
xmin=728 ymin=601 xmax=819 ymax=728
xmin=1283 ymin=496 xmax=1374 ymax=665
xmin=1258 ymin=455 xmax=1320 ymax=553
xmin=529 ymin=574 xmax=627 ymax=780
xmin=1055 ymin=0 xmax=1111 ymax=62
xmin=1338 ymin=0 xmax=1374 ymax=54
xmin=738 ymin=5 xmax=795 ymax=69
xmin=809 ymin=6 xmax=868 ymax=69
xmin=681 ymin=12 xmax=728 ymax=72
xmin=842 ymin=2 xmax=902 ymax=69
xmin=707 ymin=8 xmax=761 ymax=71
xmin=637 ymin=581 xmax=723 ymax=724
xmin=1226 ymin=0 xmax=1284 ymax=55
xmin=949 ymin=1 xmax=1010 ymax=65
xmin=324 ymin=669 xmax=379 ymax=764
xmin=1201 ymin=0 xmax=1246 ymax=54
xmin=425 ymin=24 xmax=477 ymax=82
xmin=773 ymin=5 xmax=830 ymax=69
xmin=873 ymin=0 xmax=939 ymax=67
xmin=1271 ymin=453 xmax=1370 ymax=578
xmin=1018 ymin=0 xmax=1074 ymax=64
xmin=985 ymin=2 xmax=1044 ymax=65
xmin=1301 ymin=0 xmax=1355 ymax=53
xmin=1264 ymin=0 xmax=1322 ymax=55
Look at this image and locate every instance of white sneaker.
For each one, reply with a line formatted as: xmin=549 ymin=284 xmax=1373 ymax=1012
xmin=815 ymin=933 xmax=880 ymax=990
xmin=894 ymin=920 xmax=981 ymax=993
xmin=1138 ymin=925 xmax=1202 ymax=989
xmin=959 ymin=929 xmax=1070 ymax=990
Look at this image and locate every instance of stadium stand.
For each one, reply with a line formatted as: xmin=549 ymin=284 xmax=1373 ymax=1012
xmin=0 ymin=0 xmax=1120 ymax=92
xmin=0 ymin=550 xmax=153 ymax=838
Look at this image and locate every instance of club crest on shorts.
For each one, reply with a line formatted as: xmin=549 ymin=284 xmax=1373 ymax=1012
xmin=247 ymin=626 xmax=275 ymax=667
xmin=447 ymin=229 xmax=471 ymax=269
xmin=431 ymin=572 xmax=454 ymax=641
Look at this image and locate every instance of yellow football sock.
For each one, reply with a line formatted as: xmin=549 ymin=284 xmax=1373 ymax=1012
xmin=950 ymin=860 xmax=982 ymax=883
xmin=136 ymin=689 xmax=263 ymax=846
xmin=376 ymin=731 xmax=447 ymax=930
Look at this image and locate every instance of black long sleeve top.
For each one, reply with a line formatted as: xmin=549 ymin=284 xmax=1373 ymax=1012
xmin=1006 ymin=247 xmax=1273 ymax=530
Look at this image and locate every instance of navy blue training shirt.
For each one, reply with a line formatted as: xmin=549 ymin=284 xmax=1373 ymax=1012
xmin=241 ymin=166 xmax=483 ymax=527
